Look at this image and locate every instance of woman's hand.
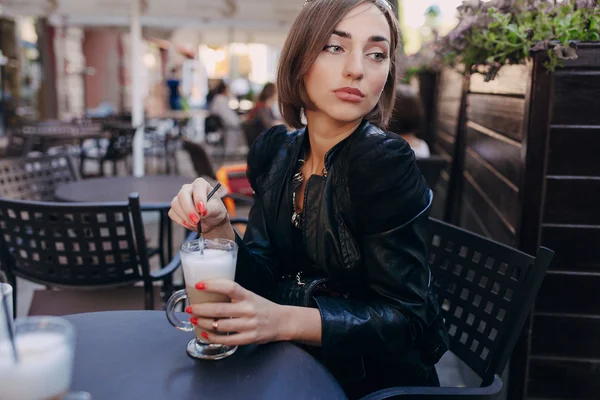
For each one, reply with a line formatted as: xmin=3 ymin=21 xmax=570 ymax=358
xmin=185 ymin=279 xmax=289 ymax=346
xmin=168 ymin=178 xmax=234 ymax=240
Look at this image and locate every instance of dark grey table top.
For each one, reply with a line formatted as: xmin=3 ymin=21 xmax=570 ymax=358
xmin=55 ymin=176 xmax=223 ymax=209
xmin=64 ymin=311 xmax=347 ymax=400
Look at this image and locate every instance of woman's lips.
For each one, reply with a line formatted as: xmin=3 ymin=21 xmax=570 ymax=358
xmin=333 ymin=91 xmax=364 ymax=102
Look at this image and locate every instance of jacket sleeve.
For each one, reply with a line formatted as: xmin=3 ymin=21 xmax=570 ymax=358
xmin=313 ymin=135 xmax=437 ymax=358
xmin=233 ymin=125 xmax=288 ymax=299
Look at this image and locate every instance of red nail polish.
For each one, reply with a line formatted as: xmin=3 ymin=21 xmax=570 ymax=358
xmin=201 ymin=332 xmax=209 ymax=339
xmin=189 ymin=213 xmax=199 ymax=224
xmin=190 ymin=317 xmax=198 ymax=325
xmin=197 ymin=202 xmax=206 ymax=216
xmin=182 ymin=220 xmax=192 ymax=229
xmin=195 ymin=282 xmax=206 ymax=290
xmin=185 ymin=306 xmax=192 ymax=314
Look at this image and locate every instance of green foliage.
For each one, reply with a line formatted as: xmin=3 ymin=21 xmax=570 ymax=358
xmin=441 ymin=0 xmax=600 ymax=80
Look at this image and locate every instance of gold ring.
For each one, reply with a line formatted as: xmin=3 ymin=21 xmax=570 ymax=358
xmin=212 ymin=319 xmax=219 ymax=332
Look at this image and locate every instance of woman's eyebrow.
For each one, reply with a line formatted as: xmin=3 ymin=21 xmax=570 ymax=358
xmin=332 ymin=30 xmax=390 ymax=44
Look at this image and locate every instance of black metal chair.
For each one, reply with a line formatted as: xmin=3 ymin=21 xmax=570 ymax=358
xmin=182 ymin=137 xmax=217 ymax=179
xmin=4 ymin=130 xmax=34 ymax=158
xmin=416 ymin=155 xmax=449 ymax=191
xmin=0 ymin=194 xmax=183 ymax=316
xmin=80 ymin=124 xmax=135 ymax=177
xmin=144 ymin=125 xmax=180 ymax=175
xmin=361 ymin=218 xmax=554 ymax=400
xmin=0 ymin=153 xmax=80 ymax=201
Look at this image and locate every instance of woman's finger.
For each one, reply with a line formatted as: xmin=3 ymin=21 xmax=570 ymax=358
xmin=191 ymin=178 xmax=212 ymax=216
xmin=169 ymin=197 xmax=196 ymax=230
xmin=193 ymin=279 xmax=248 ymax=302
xmin=188 ymin=299 xmax=250 ymax=318
xmin=191 ymin=316 xmax=254 ymax=334
xmin=177 ymin=183 xmax=200 ymax=227
xmin=200 ymin=330 xmax=260 ymax=347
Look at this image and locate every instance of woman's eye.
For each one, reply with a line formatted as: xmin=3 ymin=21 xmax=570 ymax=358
xmin=324 ymin=45 xmax=344 ymax=54
xmin=368 ymin=52 xmax=388 ymax=62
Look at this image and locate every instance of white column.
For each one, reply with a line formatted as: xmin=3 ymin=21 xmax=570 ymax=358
xmin=130 ymin=0 xmax=145 ymax=176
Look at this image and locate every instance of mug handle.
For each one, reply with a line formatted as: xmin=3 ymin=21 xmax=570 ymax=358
xmin=166 ymin=289 xmax=193 ymax=332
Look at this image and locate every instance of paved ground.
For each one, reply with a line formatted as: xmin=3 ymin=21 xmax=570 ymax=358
xmin=8 ymin=144 xmax=473 ymax=389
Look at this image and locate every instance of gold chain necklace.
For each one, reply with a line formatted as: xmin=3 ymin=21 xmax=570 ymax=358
xmin=291 ymin=159 xmax=328 ymax=229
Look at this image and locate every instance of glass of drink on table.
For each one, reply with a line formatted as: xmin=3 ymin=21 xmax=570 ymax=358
xmin=0 ymin=283 xmax=13 ymax=342
xmin=0 ymin=316 xmax=91 ymax=400
xmin=166 ymin=238 xmax=238 ymax=360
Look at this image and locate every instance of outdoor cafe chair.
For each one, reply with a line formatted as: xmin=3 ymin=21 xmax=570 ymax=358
xmin=0 ymin=153 xmax=80 ymax=201
xmin=80 ymin=123 xmax=135 ymax=177
xmin=0 ymin=194 xmax=185 ymax=316
xmin=416 ymin=155 xmax=449 ymax=192
xmin=4 ymin=130 xmax=34 ymax=158
xmin=361 ymin=218 xmax=553 ymax=400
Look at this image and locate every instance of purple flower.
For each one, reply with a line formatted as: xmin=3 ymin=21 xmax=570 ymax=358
xmin=486 ymin=0 xmax=516 ymax=10
xmin=530 ymin=40 xmax=549 ymax=52
xmin=457 ymin=0 xmax=482 ymax=13
xmin=553 ymin=44 xmax=578 ymax=60
xmin=448 ymin=14 xmax=478 ymax=43
xmin=575 ymin=0 xmax=596 ymax=9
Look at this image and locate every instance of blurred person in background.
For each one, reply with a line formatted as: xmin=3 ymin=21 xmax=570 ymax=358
xmin=388 ymin=83 xmax=430 ymax=158
xmin=243 ymin=82 xmax=282 ymax=146
xmin=166 ymin=66 xmax=183 ymax=111
xmin=207 ymin=79 xmax=246 ymax=155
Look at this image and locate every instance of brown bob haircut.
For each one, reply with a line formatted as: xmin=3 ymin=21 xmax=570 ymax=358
xmin=277 ymin=0 xmax=402 ymax=130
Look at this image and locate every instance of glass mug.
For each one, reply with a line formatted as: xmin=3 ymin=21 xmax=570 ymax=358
xmin=0 ymin=316 xmax=91 ymax=400
xmin=0 ymin=283 xmax=13 ymax=342
xmin=166 ymin=238 xmax=238 ymax=360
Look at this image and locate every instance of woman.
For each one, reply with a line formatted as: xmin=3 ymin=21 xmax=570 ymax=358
xmin=243 ymin=82 xmax=281 ymax=146
xmin=169 ymin=1 xmax=448 ymax=398
xmin=207 ymin=80 xmax=246 ymax=154
xmin=388 ymin=83 xmax=431 ymax=158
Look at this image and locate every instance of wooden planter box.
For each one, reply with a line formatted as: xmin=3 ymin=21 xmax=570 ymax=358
xmin=426 ymin=68 xmax=468 ymax=220
xmin=416 ymin=70 xmax=440 ymax=150
xmin=433 ymin=43 xmax=600 ymax=400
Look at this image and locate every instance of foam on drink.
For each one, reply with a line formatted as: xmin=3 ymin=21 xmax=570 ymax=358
xmin=181 ymin=248 xmax=236 ymax=340
xmin=0 ymin=332 xmax=73 ymax=400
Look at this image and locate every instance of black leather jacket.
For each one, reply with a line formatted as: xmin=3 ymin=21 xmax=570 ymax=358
xmin=234 ymin=120 xmax=448 ymax=396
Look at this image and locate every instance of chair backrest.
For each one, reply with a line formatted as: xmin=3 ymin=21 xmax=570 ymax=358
xmin=104 ymin=127 xmax=136 ymax=160
xmin=0 ymin=195 xmax=151 ymax=290
xmin=0 ymin=153 xmax=80 ymax=201
xmin=205 ymin=114 xmax=224 ymax=134
xmin=216 ymin=164 xmax=252 ymax=197
xmin=216 ymin=164 xmax=253 ymax=217
xmin=182 ymin=138 xmax=217 ymax=179
xmin=427 ymin=218 xmax=553 ymax=386
xmin=416 ymin=155 xmax=448 ymax=190
xmin=4 ymin=131 xmax=33 ymax=158
xmin=241 ymin=119 xmax=265 ymax=148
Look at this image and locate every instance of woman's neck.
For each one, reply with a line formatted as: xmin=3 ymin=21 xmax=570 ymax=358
xmin=304 ymin=111 xmax=362 ymax=167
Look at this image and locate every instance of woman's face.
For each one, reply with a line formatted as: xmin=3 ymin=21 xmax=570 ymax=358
xmin=304 ymin=2 xmax=392 ymax=125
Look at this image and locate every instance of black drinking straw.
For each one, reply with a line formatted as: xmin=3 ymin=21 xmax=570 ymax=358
xmin=1 ymin=286 xmax=18 ymax=363
xmin=196 ymin=183 xmax=222 ymax=235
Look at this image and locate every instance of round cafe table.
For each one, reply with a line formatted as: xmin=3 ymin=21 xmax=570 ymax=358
xmin=54 ymin=175 xmax=224 ymax=210
xmin=64 ymin=311 xmax=347 ymax=400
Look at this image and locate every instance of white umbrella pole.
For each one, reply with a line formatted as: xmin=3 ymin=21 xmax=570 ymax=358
xmin=131 ymin=0 xmax=145 ymax=176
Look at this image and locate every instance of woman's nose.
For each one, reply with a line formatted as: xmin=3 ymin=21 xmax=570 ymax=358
xmin=343 ymin=52 xmax=364 ymax=81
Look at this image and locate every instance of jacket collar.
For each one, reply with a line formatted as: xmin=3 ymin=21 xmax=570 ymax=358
xmin=293 ymin=119 xmax=371 ymax=169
